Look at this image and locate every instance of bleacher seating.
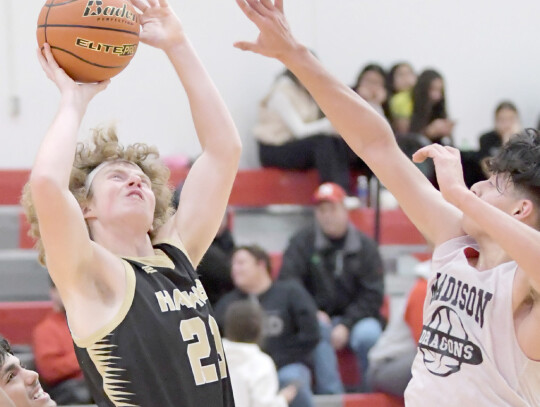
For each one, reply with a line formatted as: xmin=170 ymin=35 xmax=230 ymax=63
xmin=0 ymin=167 xmax=417 ymax=406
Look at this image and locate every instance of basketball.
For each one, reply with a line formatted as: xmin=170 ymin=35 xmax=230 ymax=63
xmin=37 ymin=0 xmax=140 ymax=83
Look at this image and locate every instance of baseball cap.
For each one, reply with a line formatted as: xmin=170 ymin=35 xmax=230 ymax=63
xmin=313 ymin=183 xmax=346 ymax=204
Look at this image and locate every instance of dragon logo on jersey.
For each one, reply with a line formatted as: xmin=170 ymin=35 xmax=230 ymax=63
xmin=418 ymin=306 xmax=483 ymax=377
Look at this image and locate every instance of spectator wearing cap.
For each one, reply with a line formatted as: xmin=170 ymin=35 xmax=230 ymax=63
xmin=279 ymin=183 xmax=385 ymax=394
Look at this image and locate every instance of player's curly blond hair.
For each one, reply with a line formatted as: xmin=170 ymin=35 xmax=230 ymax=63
xmin=22 ymin=127 xmax=174 ymax=266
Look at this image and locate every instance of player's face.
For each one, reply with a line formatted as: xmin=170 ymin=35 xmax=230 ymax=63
xmin=0 ymin=355 xmax=56 ymax=407
xmin=315 ymin=201 xmax=349 ymax=239
xmin=464 ymin=174 xmax=518 ymax=235
xmin=231 ymin=250 xmax=264 ymax=292
xmin=87 ymin=162 xmax=156 ymax=229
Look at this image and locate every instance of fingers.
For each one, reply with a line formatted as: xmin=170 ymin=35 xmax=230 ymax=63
xmin=146 ymin=0 xmax=158 ymax=7
xmin=274 ymin=0 xmax=284 ymax=13
xmin=130 ymin=0 xmax=149 ymax=13
xmin=260 ymin=0 xmax=276 ymax=14
xmin=412 ymin=144 xmax=442 ymax=163
xmin=246 ymin=0 xmax=272 ymax=18
xmin=157 ymin=0 xmax=168 ymax=7
xmin=37 ymin=47 xmax=53 ymax=78
xmin=412 ymin=144 xmax=460 ymax=163
xmin=236 ymin=0 xmax=264 ymax=25
xmin=233 ymin=41 xmax=257 ymax=52
xmin=42 ymin=43 xmax=60 ymax=69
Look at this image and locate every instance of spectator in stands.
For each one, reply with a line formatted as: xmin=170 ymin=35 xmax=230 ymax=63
xmin=352 ymin=64 xmax=389 ymax=120
xmin=279 ymin=183 xmax=385 ymax=394
xmin=366 ymin=259 xmax=430 ymax=397
xmin=215 ymin=245 xmax=319 ymax=407
xmin=409 ymin=69 xmax=454 ymax=146
xmin=388 ymin=62 xmax=417 ymax=135
xmin=0 ymin=335 xmax=56 ymax=406
xmin=350 ymin=64 xmax=390 ymax=175
xmin=478 ymin=101 xmax=521 ymax=160
xmin=196 ymin=209 xmax=236 ymax=305
xmin=398 ymin=69 xmax=454 ymax=183
xmin=462 ymin=101 xmax=522 ymax=187
xmin=253 ymin=68 xmax=351 ymax=191
xmin=223 ymin=300 xmax=298 ymax=407
xmin=32 ymin=280 xmax=92 ymax=405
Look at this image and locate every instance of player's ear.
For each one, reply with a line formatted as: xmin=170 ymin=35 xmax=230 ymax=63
xmin=512 ymin=198 xmax=534 ymax=221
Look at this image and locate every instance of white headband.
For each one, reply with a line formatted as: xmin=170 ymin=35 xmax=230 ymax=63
xmin=84 ymin=160 xmax=139 ymax=195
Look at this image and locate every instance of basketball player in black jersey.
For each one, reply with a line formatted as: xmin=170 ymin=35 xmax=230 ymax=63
xmin=25 ymin=0 xmax=240 ymax=406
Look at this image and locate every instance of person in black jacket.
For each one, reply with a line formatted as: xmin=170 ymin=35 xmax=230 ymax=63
xmin=279 ymin=183 xmax=384 ymax=393
xmin=215 ymin=245 xmax=320 ymax=407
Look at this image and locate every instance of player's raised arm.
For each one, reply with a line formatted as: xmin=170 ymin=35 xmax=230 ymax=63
xmin=29 ymin=44 xmax=110 ymax=290
xmin=234 ymin=0 xmax=463 ymax=246
xmin=131 ymin=0 xmax=242 ymax=265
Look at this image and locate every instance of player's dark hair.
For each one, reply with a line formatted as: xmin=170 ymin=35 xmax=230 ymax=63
xmin=0 ymin=336 xmax=13 ymax=368
xmin=486 ymin=128 xmax=540 ymax=213
xmin=224 ymin=300 xmax=264 ymax=344
xmin=234 ymin=245 xmax=272 ymax=276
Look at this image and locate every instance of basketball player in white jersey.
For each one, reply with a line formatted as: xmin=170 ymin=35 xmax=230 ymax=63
xmin=26 ymin=0 xmax=239 ymax=405
xmin=235 ymin=1 xmax=540 ymax=405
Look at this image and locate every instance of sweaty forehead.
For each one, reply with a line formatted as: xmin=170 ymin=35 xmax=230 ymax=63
xmin=103 ymin=161 xmax=148 ymax=178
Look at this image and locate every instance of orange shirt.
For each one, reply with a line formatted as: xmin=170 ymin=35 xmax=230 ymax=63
xmin=32 ymin=311 xmax=83 ymax=386
xmin=404 ymin=278 xmax=428 ymax=343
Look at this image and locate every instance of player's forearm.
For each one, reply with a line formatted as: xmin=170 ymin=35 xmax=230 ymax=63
xmin=31 ymin=98 xmax=85 ymax=188
xmin=456 ymin=188 xmax=540 ymax=290
xmin=279 ymin=46 xmax=395 ymax=154
xmin=165 ymin=40 xmax=242 ymax=159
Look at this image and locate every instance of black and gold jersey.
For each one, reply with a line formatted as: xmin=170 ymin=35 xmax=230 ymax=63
xmin=73 ymin=240 xmax=235 ymax=407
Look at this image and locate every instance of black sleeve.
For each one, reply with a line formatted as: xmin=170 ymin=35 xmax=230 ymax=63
xmin=286 ymin=282 xmax=320 ymax=352
xmin=342 ymin=237 xmax=385 ymax=329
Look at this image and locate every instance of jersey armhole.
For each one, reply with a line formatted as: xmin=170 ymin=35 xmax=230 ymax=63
xmin=152 ymin=237 xmax=194 ymax=268
xmin=72 ymin=260 xmax=136 ymax=348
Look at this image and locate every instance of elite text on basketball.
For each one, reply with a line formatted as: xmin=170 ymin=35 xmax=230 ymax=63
xmin=75 ymin=38 xmax=137 ymax=57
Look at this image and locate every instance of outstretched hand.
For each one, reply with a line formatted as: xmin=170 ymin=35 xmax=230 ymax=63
xmin=234 ymin=0 xmax=300 ymax=62
xmin=37 ymin=43 xmax=109 ymax=110
xmin=413 ymin=144 xmax=468 ymax=206
xmin=129 ymin=0 xmax=185 ymax=52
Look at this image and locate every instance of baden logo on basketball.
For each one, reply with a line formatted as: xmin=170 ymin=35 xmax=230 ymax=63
xmin=82 ymin=0 xmax=138 ymax=23
xmin=76 ymin=38 xmax=138 ymax=56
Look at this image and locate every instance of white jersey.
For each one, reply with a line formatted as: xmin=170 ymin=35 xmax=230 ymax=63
xmin=405 ymin=236 xmax=540 ymax=406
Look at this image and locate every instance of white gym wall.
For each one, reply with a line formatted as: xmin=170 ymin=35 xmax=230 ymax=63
xmin=1 ymin=0 xmax=539 ymax=169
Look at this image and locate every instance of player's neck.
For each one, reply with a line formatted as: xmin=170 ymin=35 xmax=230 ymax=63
xmin=472 ymin=236 xmax=513 ymax=271
xmin=91 ymin=223 xmax=154 ymax=258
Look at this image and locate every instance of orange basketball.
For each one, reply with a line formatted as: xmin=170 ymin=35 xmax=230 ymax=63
xmin=37 ymin=0 xmax=140 ymax=83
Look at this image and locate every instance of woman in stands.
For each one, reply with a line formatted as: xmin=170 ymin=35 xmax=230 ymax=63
xmin=254 ymin=68 xmax=351 ymax=191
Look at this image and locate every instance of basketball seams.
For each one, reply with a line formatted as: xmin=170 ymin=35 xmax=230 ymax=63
xmin=43 ymin=0 xmax=57 ymax=45
xmin=43 ymin=0 xmax=80 ymax=7
xmin=51 ymin=46 xmax=125 ymax=69
xmin=38 ymin=24 xmax=139 ymax=37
